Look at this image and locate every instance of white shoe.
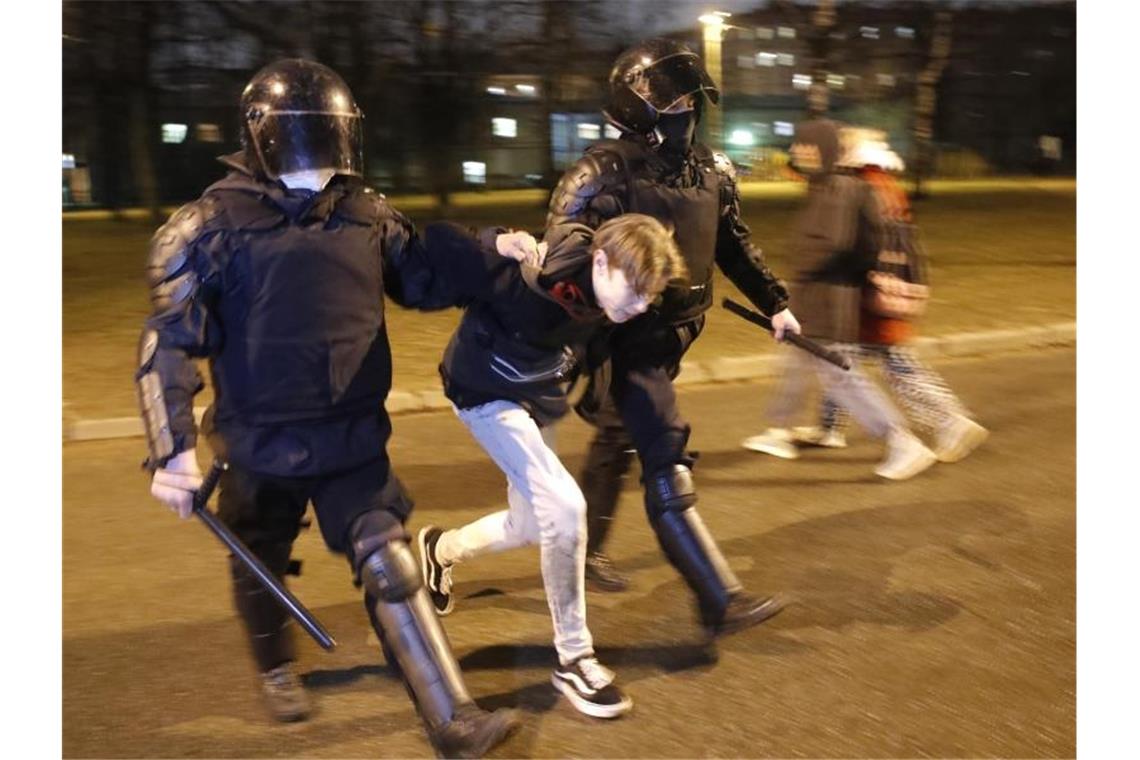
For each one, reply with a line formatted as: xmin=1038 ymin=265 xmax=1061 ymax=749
xmin=875 ymin=429 xmax=937 ymax=480
xmin=792 ymin=426 xmax=848 ymax=449
xmin=742 ymin=428 xmax=799 ymax=459
xmin=933 ymin=415 xmax=989 ymax=463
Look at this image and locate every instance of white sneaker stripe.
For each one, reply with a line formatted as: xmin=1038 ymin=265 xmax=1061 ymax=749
xmin=554 ymin=669 xmax=598 ymax=696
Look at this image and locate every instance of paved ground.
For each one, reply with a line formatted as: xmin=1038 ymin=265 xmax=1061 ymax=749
xmin=63 ymin=348 xmax=1075 ymax=758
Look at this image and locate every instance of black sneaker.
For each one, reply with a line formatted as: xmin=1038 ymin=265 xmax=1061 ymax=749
xmin=551 ymin=656 xmax=632 ymax=719
xmin=430 ymin=704 xmax=522 ymax=759
xmin=585 ymin=552 xmax=630 ymax=593
xmin=418 ymin=526 xmax=455 ymax=616
xmin=260 ymin=663 xmax=311 ymax=723
xmin=704 ymin=592 xmax=785 ymax=638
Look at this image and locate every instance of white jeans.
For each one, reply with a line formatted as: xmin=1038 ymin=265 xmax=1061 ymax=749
xmin=436 ymin=400 xmax=593 ymax=666
xmin=765 ymin=343 xmax=905 ymax=438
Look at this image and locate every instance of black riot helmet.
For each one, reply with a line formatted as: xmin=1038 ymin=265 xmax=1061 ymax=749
xmin=602 ymin=38 xmax=720 ymax=138
xmin=239 ymin=59 xmax=364 ymax=181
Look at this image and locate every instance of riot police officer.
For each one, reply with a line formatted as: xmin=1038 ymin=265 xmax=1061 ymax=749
xmin=544 ymin=39 xmax=801 ymax=635
xmin=137 ymin=59 xmax=520 ymax=757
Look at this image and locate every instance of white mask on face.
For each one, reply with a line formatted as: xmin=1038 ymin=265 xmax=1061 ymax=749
xmin=279 ymin=168 xmax=337 ymax=192
xmin=592 ymin=249 xmax=651 ymax=323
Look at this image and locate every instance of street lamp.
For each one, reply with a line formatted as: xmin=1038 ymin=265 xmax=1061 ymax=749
xmin=699 ymin=11 xmax=731 ymax=151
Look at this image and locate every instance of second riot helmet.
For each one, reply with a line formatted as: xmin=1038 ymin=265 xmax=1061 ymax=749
xmin=603 ymin=38 xmax=720 ymax=137
xmin=239 ymin=59 xmax=364 ymax=181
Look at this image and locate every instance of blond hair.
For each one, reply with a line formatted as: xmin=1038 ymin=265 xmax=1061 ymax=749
xmin=593 ymin=214 xmax=688 ymax=297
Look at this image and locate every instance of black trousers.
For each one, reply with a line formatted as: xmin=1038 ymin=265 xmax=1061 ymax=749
xmin=581 ymin=313 xmax=704 ymax=555
xmin=216 ymin=455 xmax=412 ymax=671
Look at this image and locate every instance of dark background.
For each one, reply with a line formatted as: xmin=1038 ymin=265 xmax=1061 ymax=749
xmin=61 ymin=0 xmax=1075 ymax=212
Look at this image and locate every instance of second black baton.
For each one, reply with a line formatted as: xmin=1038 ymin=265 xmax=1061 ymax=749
xmin=721 ymin=298 xmax=852 ymax=370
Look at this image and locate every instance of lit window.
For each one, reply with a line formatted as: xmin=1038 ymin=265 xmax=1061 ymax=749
xmin=161 ymin=123 xmax=188 ymax=144
xmin=757 ymin=52 xmax=777 ymax=67
xmin=462 ymin=161 xmax=486 ymax=184
xmin=827 ymin=74 xmax=845 ymax=89
xmin=896 ymin=26 xmax=915 ymax=39
xmin=755 ymin=27 xmax=774 ymax=40
xmin=1039 ymin=135 xmax=1062 ymax=160
xmin=577 ymin=123 xmax=601 ymax=140
xmin=62 ymin=153 xmax=76 ymax=169
xmin=778 ymin=26 xmax=796 ymax=39
xmin=486 ymin=86 xmax=506 ymax=95
xmin=492 ymin=117 xmax=517 ymax=138
xmin=514 ymin=83 xmax=537 ymax=95
xmin=860 ymin=26 xmax=880 ymax=40
xmin=876 ymin=73 xmax=896 ymax=87
xmin=737 ymin=55 xmax=755 ymax=69
xmin=777 ymin=53 xmax=795 ymax=67
xmin=792 ymin=73 xmax=812 ymax=90
xmin=195 ymin=123 xmax=222 ymax=143
xmin=728 ymin=129 xmax=754 ymax=147
xmin=774 ymin=121 xmax=794 ymax=137
xmin=604 ymin=124 xmax=622 ymax=139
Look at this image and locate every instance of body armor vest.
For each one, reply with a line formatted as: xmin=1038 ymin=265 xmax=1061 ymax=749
xmin=208 ymin=186 xmax=391 ymax=427
xmin=597 ymin=140 xmax=721 ymax=321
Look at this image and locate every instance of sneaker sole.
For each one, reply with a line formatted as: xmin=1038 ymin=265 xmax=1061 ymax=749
xmin=741 ymin=439 xmax=800 ymax=459
xmin=874 ymin=450 xmax=938 ymax=480
xmin=791 ymin=428 xmax=847 ymax=448
xmin=417 ymin=528 xmax=455 ymax=617
xmin=551 ymin=674 xmax=633 ymax=719
xmin=935 ymin=424 xmax=990 ymax=463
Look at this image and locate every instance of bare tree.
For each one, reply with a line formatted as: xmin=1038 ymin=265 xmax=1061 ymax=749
xmin=65 ymin=1 xmax=163 ymax=218
xmin=911 ymin=10 xmax=952 ymax=198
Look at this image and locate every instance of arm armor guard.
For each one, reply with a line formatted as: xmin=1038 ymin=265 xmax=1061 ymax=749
xmin=712 ymin=152 xmax=790 ymax=316
xmin=136 ymin=198 xmax=221 ymax=469
xmin=136 ymin=328 xmax=174 ymax=467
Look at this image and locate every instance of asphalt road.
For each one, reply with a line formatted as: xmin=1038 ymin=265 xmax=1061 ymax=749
xmin=62 ymin=348 xmax=1075 ymax=758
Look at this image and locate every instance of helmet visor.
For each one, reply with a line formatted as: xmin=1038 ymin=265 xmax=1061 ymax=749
xmin=252 ymin=112 xmax=363 ymax=180
xmin=629 ymin=53 xmax=720 ymax=113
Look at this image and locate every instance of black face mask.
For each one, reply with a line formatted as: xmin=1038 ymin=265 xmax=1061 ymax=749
xmin=654 ymin=110 xmax=697 ymax=155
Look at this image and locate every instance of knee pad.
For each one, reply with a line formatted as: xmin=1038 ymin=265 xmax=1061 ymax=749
xmin=644 ymin=464 xmax=697 ymax=519
xmin=347 ymin=509 xmax=409 ymax=584
xmin=360 ymin=539 xmax=423 ymax=602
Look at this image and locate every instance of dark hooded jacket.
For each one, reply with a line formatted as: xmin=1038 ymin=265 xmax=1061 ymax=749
xmin=786 ymin=120 xmax=883 ymax=343
xmin=381 ymin=222 xmax=609 ymax=426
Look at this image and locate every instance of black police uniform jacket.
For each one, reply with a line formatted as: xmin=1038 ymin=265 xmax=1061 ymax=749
xmin=139 ymin=153 xmax=486 ymax=477
xmin=545 ymin=136 xmax=789 ymax=323
xmin=382 ymin=223 xmax=607 ymax=427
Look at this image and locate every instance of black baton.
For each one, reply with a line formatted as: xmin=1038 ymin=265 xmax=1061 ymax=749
xmin=721 ymin=298 xmax=852 ymax=370
xmin=192 ymin=459 xmax=338 ymax=651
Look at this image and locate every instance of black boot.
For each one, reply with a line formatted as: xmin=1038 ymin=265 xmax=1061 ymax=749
xmin=647 ymin=466 xmax=784 ymax=637
xmin=231 ymin=544 xmax=311 ymax=721
xmin=585 ymin=552 xmax=631 ymax=593
xmin=581 ymin=428 xmax=636 ymax=592
xmin=259 ymin=662 xmax=312 ymax=723
xmin=360 ymin=539 xmax=521 ymax=758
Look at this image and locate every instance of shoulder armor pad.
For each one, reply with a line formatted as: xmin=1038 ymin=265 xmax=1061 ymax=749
xmin=712 ymin=152 xmax=736 ymax=180
xmin=549 ymin=147 xmax=627 ymax=219
xmin=146 ymin=197 xmax=221 ymax=289
xmin=336 ymin=185 xmax=391 ymax=226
